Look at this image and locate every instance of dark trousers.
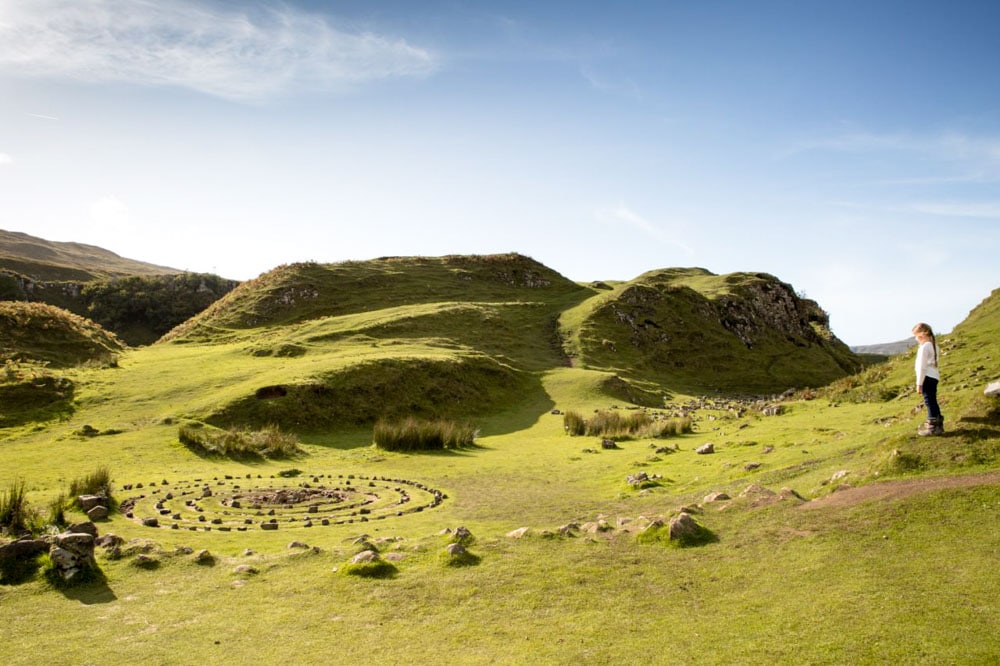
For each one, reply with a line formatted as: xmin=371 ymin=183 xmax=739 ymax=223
xmin=921 ymin=377 xmax=942 ymax=421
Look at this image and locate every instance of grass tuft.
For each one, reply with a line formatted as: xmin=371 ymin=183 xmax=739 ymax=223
xmin=0 ymin=479 xmax=30 ymax=535
xmin=178 ymin=424 xmax=302 ymax=459
xmin=373 ymin=417 xmax=477 ymax=452
xmin=68 ymin=466 xmax=114 ymax=509
xmin=563 ymin=409 xmax=692 ymax=439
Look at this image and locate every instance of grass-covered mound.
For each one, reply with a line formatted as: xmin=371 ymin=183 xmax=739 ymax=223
xmin=0 ymin=364 xmax=74 ymax=427
xmin=206 ymin=355 xmax=536 ymax=431
xmin=162 ymin=254 xmax=589 ymax=343
xmin=563 ymin=268 xmax=861 ymax=393
xmin=0 ymin=302 xmax=123 ymax=368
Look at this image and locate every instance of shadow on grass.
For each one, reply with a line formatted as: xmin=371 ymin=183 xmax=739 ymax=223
xmin=57 ymin=579 xmax=118 ymax=604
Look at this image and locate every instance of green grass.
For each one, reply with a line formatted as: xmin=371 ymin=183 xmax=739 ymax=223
xmin=0 ymin=262 xmax=996 ymax=664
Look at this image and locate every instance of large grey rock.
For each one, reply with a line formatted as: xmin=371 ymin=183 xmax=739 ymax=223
xmin=696 ymin=443 xmax=715 ymax=455
xmin=985 ymin=381 xmax=1000 ymax=397
xmin=86 ymin=505 xmax=109 ymax=521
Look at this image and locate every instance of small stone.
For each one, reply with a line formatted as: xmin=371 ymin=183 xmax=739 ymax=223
xmin=696 ymin=443 xmax=715 ymax=455
xmin=506 ymin=527 xmax=530 ymax=539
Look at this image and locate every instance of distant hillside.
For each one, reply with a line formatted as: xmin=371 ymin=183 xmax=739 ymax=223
xmin=0 ymin=229 xmax=237 ymax=345
xmin=0 ymin=229 xmax=180 ymax=281
xmin=852 ymin=339 xmax=916 ymax=356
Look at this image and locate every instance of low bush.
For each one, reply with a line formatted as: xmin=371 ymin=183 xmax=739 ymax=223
xmin=563 ymin=410 xmax=692 ymax=439
xmin=373 ymin=417 xmax=477 ymax=452
xmin=179 ymin=424 xmax=302 ymax=459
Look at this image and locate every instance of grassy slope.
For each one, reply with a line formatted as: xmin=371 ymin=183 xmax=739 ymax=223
xmin=0 ymin=265 xmax=997 ymax=663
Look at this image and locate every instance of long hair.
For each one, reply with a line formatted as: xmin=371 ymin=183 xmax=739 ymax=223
xmin=912 ymin=322 xmax=938 ymax=365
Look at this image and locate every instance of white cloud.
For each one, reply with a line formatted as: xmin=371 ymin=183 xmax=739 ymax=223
xmin=595 ymin=203 xmax=695 ymax=255
xmin=0 ymin=153 xmax=11 ymax=165
xmin=0 ymin=0 xmax=438 ymax=101
xmin=89 ymin=196 xmax=131 ymax=232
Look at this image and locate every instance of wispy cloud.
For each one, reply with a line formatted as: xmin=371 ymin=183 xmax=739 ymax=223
xmin=0 ymin=153 xmax=12 ymax=166
xmin=28 ymin=113 xmax=60 ymax=121
xmin=580 ymin=66 xmax=642 ymax=100
xmin=905 ymin=201 xmax=1000 ymax=219
xmin=0 ymin=0 xmax=438 ymax=101
xmin=786 ymin=129 xmax=1000 ymax=182
xmin=595 ymin=203 xmax=695 ymax=255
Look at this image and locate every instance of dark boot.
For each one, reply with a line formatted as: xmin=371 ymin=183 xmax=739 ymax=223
xmin=931 ymin=417 xmax=944 ymax=435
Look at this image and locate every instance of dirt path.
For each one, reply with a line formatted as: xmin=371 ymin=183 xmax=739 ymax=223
xmin=798 ymin=469 xmax=1000 ymax=511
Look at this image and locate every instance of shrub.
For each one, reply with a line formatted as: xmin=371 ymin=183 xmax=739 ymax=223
xmin=373 ymin=417 xmax=477 ymax=452
xmin=179 ymin=424 xmax=302 ymax=459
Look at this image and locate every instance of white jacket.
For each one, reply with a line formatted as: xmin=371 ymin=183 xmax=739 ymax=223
xmin=914 ymin=341 xmax=940 ymax=387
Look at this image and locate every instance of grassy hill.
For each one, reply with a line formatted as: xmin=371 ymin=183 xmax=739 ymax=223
xmin=0 ymin=253 xmax=996 ymax=664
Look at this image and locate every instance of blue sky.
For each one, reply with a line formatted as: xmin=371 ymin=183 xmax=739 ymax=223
xmin=1 ymin=0 xmax=998 ymax=345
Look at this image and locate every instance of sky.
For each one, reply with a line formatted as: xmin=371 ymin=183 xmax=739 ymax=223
xmin=1 ymin=0 xmax=998 ymax=346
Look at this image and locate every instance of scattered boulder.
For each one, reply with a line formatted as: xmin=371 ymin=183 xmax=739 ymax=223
xmin=47 ymin=531 xmax=98 ymax=583
xmin=703 ymin=492 xmax=730 ymax=503
xmin=77 ymin=495 xmax=105 ymax=512
xmin=985 ymin=381 xmax=1000 ymax=397
xmin=506 ymin=527 xmax=530 ymax=539
xmin=744 ymin=462 xmax=762 ymax=472
xmin=739 ymin=483 xmax=776 ymax=499
xmin=696 ymin=443 xmax=715 ymax=455
xmin=668 ymin=513 xmax=699 ymax=541
xmin=351 ymin=550 xmax=379 ymax=564
xmin=86 ymin=505 xmax=109 ymax=521
xmin=67 ymin=522 xmax=98 ymax=537
xmin=0 ymin=538 xmax=48 ymax=583
xmin=194 ymin=549 xmax=215 ymax=565
xmin=601 ymin=439 xmax=620 ymax=450
xmin=233 ymin=564 xmax=259 ymax=575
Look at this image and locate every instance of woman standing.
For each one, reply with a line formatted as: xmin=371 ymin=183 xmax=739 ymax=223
xmin=913 ymin=322 xmax=944 ymax=436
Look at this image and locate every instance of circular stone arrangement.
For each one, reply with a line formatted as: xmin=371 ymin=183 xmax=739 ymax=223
xmin=118 ymin=473 xmax=446 ymax=532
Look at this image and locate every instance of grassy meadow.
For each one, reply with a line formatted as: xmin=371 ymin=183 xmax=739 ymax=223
xmin=1 ymin=260 xmax=998 ymax=665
